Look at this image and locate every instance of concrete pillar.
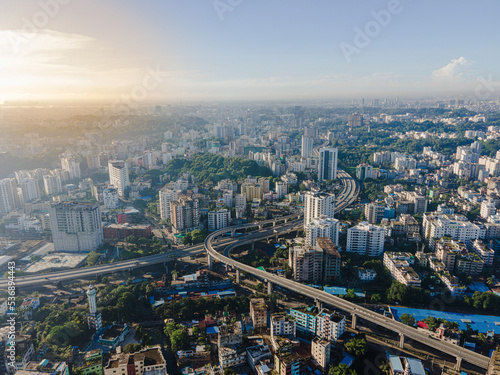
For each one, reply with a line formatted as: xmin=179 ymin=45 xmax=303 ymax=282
xmin=399 ymin=333 xmax=405 ymax=348
xmin=285 ymin=218 xmax=288 ymax=223
xmin=455 ymin=357 xmax=462 ymax=371
xmin=207 ymin=254 xmax=213 ymax=270
xmin=273 ymin=220 xmax=276 ymax=226
xmin=267 ymin=281 xmax=272 ymax=295
xmin=351 ymin=314 xmax=357 ymax=329
xmin=259 ymin=225 xmax=263 ymax=230
xmin=236 ymin=269 xmax=240 ymax=283
xmin=231 ymin=229 xmax=236 ymax=237
xmin=251 ymin=242 xmax=255 ymax=251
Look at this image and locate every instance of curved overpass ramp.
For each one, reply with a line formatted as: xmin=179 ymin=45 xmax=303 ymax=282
xmin=204 ymin=174 xmax=489 ymax=370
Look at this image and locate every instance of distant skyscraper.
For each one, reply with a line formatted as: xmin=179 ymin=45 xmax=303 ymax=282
xmin=43 ymin=175 xmax=62 ymax=196
xmin=348 ymin=113 xmax=363 ymax=129
xmin=49 ymin=202 xmax=103 ymax=252
xmin=0 ymin=178 xmax=20 ymax=215
xmin=18 ymin=178 xmax=40 ymax=204
xmin=301 ymin=136 xmax=314 ymax=158
xmin=61 ymin=157 xmax=81 ymax=179
xmin=159 ymin=188 xmax=179 ymax=221
xmin=108 ymin=160 xmax=130 ymax=197
xmin=87 ymin=155 xmax=101 ymax=170
xmin=318 ymin=147 xmax=338 ymax=182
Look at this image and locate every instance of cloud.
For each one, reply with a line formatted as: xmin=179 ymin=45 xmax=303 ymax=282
xmin=432 ymin=57 xmax=471 ymax=80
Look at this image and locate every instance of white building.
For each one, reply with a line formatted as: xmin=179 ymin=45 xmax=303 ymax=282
xmin=316 ymin=310 xmax=345 ymax=343
xmin=311 ymin=337 xmax=331 ymax=370
xmin=423 ymin=212 xmax=486 ymax=249
xmin=481 ymin=200 xmax=497 ymax=219
xmin=18 ymin=178 xmax=40 ymax=204
xmin=102 ymin=187 xmax=119 ymax=209
xmin=358 ymin=268 xmax=377 ymax=281
xmin=43 ymin=175 xmax=62 ymax=196
xmin=49 ymin=203 xmax=103 ymax=253
xmin=356 ymin=164 xmax=373 ymax=180
xmin=222 ymin=189 xmax=233 ymax=208
xmin=304 ymin=191 xmax=335 ymax=226
xmin=61 ymin=156 xmax=81 ymax=179
xmin=318 ymin=147 xmax=338 ymax=181
xmin=346 ymin=222 xmax=385 ymax=256
xmin=208 ymin=209 xmax=231 ymax=231
xmin=0 ymin=178 xmax=20 ymax=214
xmin=305 ymin=215 xmax=339 ymax=247
xmin=235 ymin=193 xmax=246 ymax=218
xmin=275 ymin=181 xmax=288 ymax=200
xmin=108 ymin=160 xmax=130 ymax=197
xmin=159 ymin=187 xmax=180 ymax=221
xmin=383 ymin=252 xmax=421 ymax=287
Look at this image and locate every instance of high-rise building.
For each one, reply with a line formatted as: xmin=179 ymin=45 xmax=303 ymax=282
xmin=356 ymin=164 xmax=373 ymax=180
xmin=305 ymin=215 xmax=339 ymax=247
xmin=102 ymin=187 xmax=119 ymax=209
xmin=241 ymin=183 xmax=262 ymax=202
xmin=235 ymin=194 xmax=246 ymax=218
xmin=364 ymin=202 xmax=385 ymax=224
xmin=208 ymin=209 xmax=231 ymax=231
xmin=301 ymin=136 xmax=314 ymax=158
xmin=18 ymin=178 xmax=40 ymax=204
xmin=43 ymin=175 xmax=62 ymax=196
xmin=318 ymin=147 xmax=338 ymax=181
xmin=87 ymin=284 xmax=102 ymax=331
xmin=258 ymin=177 xmax=270 ymax=194
xmin=170 ymin=196 xmax=200 ymax=232
xmin=0 ymin=178 xmax=20 ymax=215
xmin=304 ymin=191 xmax=335 ymax=226
xmin=311 ymin=337 xmax=331 ymax=371
xmin=481 ymin=200 xmax=497 ymax=219
xmin=61 ymin=157 xmax=81 ymax=179
xmin=346 ymin=222 xmax=385 ymax=256
xmin=316 ymin=310 xmax=346 ymax=343
xmin=222 ymin=189 xmax=233 ymax=208
xmin=87 ymin=155 xmax=101 ymax=170
xmin=159 ymin=188 xmax=179 ymax=221
xmin=348 ymin=113 xmax=363 ymax=128
xmin=49 ymin=203 xmax=103 ymax=252
xmin=275 ymin=181 xmax=288 ymax=200
xmin=289 ymin=238 xmax=340 ymax=283
xmin=108 ymin=160 xmax=130 ymax=197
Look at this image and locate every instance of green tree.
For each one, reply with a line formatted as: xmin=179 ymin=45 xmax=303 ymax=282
xmin=370 ymin=294 xmax=382 ymax=304
xmin=170 ymin=328 xmax=188 ymax=351
xmin=386 ymin=282 xmax=407 ymax=304
xmin=345 ymin=337 xmax=367 ymax=357
xmin=86 ymin=251 xmax=100 ymax=267
xmin=329 ymin=364 xmax=358 ymax=375
xmin=400 ymin=313 xmax=416 ymax=326
xmin=123 ymin=343 xmax=142 ymax=353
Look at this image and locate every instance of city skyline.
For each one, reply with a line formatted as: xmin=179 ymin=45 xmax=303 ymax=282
xmin=1 ymin=0 xmax=500 ymax=104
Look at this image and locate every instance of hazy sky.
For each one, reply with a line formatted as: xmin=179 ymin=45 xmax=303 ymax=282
xmin=1 ymin=0 xmax=499 ymax=103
